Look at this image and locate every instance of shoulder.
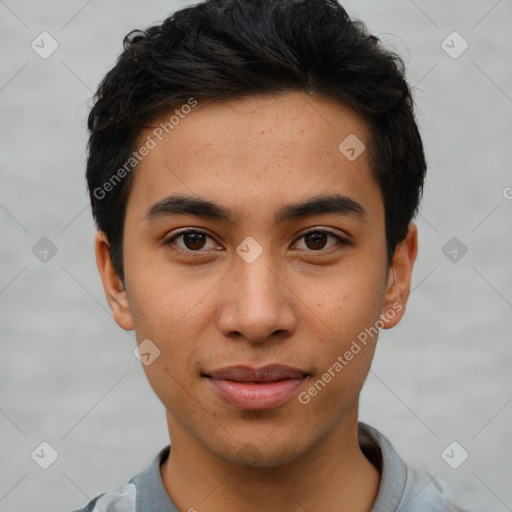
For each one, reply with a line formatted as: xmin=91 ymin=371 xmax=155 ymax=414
xmin=398 ymin=466 xmax=460 ymax=511
xmin=70 ymin=482 xmax=136 ymax=512
xmin=68 ymin=445 xmax=173 ymax=512
xmin=358 ymin=422 xmax=464 ymax=512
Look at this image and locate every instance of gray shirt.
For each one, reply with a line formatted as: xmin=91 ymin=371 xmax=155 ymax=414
xmin=72 ymin=422 xmax=460 ymax=511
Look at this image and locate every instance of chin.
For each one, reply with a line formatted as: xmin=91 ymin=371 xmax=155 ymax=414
xmin=210 ymin=436 xmax=308 ymax=469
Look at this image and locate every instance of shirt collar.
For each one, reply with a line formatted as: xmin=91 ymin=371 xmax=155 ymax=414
xmin=130 ymin=445 xmax=177 ymax=512
xmin=131 ymin=422 xmax=407 ymax=512
xmin=358 ymin=421 xmax=408 ymax=512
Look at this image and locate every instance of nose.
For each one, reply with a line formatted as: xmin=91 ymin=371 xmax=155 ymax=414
xmin=215 ymin=253 xmax=297 ymax=344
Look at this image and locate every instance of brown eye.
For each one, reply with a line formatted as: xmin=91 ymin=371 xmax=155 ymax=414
xmin=182 ymin=232 xmax=207 ymax=250
xmin=164 ymin=230 xmax=220 ymax=252
xmin=304 ymin=232 xmax=328 ymax=250
xmin=293 ymin=230 xmax=349 ymax=252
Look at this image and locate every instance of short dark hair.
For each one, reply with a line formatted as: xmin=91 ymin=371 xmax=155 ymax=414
xmin=86 ymin=0 xmax=426 ymax=282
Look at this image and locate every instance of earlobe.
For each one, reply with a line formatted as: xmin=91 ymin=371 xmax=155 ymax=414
xmin=95 ymin=231 xmax=134 ymax=331
xmin=380 ymin=223 xmax=418 ymax=329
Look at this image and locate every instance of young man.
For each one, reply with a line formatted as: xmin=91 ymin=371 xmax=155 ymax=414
xmin=75 ymin=0 xmax=463 ymax=510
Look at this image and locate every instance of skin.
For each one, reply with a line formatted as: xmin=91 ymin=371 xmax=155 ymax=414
xmin=96 ymin=91 xmax=418 ymax=512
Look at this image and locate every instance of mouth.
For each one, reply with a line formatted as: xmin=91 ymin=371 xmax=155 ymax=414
xmin=202 ymin=364 xmax=311 ymax=410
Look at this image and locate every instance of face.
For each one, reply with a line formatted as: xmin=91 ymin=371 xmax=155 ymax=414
xmin=96 ymin=92 xmax=417 ymax=467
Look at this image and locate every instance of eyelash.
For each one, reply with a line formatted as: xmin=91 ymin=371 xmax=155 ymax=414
xmin=163 ymin=228 xmax=351 ymax=255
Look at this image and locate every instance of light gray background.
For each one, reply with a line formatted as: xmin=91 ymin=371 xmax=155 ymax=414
xmin=1 ymin=1 xmax=511 ymax=511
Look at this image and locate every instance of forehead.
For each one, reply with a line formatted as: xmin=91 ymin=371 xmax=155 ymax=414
xmin=127 ymin=92 xmax=382 ymax=223
xmin=141 ymin=92 xmax=370 ymax=160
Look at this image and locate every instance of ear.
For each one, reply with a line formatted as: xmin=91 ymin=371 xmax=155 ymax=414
xmin=380 ymin=222 xmax=418 ymax=329
xmin=95 ymin=231 xmax=134 ymax=331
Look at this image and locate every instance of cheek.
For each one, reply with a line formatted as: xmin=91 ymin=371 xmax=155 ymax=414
xmin=125 ymin=276 xmax=206 ymax=412
xmin=312 ymin=267 xmax=387 ymax=339
xmin=297 ymin=345 xmax=376 ymax=423
xmin=124 ymin=257 xmax=203 ymax=338
xmin=305 ymin=266 xmax=387 ymax=398
xmin=299 ymin=289 xmax=382 ymax=411
xmin=140 ymin=359 xmax=199 ymax=428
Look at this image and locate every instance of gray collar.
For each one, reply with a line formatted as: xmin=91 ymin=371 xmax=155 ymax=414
xmin=130 ymin=445 xmax=177 ymax=511
xmin=359 ymin=421 xmax=407 ymax=511
xmin=130 ymin=422 xmax=407 ymax=512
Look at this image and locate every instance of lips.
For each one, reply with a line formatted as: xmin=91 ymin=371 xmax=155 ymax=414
xmin=202 ymin=364 xmax=310 ymax=410
xmin=203 ymin=364 xmax=309 ymax=382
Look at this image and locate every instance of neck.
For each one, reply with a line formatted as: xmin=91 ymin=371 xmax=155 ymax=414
xmin=160 ymin=409 xmax=380 ymax=512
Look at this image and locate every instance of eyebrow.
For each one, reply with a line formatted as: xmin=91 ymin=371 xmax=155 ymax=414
xmin=144 ymin=192 xmax=366 ymax=224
